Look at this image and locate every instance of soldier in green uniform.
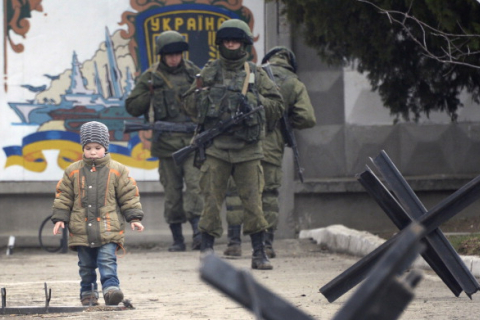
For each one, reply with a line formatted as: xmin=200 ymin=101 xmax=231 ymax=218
xmin=125 ymin=31 xmax=203 ymax=252
xmin=183 ymin=19 xmax=284 ymax=270
xmin=224 ymin=46 xmax=317 ymax=258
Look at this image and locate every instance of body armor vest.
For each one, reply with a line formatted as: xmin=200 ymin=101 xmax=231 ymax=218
xmin=149 ymin=61 xmax=197 ymax=123
xmin=196 ymin=60 xmax=265 ymax=144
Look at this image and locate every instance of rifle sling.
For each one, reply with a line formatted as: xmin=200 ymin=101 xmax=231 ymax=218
xmin=148 ymin=72 xmax=155 ymax=125
xmin=242 ymin=62 xmax=250 ymax=95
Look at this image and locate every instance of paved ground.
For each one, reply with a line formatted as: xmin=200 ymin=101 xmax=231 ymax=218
xmin=2 ymin=237 xmax=480 ymax=320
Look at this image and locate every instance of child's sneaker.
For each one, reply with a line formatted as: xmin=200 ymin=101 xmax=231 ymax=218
xmin=81 ymin=296 xmax=99 ymax=306
xmin=104 ymin=288 xmax=124 ymax=305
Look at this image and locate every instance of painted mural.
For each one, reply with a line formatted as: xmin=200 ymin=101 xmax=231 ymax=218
xmin=0 ymin=0 xmax=264 ymax=181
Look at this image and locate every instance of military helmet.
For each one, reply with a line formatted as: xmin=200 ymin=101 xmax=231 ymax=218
xmin=215 ymin=19 xmax=253 ymax=45
xmin=261 ymin=46 xmax=298 ymax=73
xmin=155 ymin=30 xmax=189 ymax=55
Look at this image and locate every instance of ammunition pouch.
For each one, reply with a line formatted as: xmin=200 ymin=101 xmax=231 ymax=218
xmin=232 ymin=108 xmax=265 ymax=143
xmin=164 ymin=90 xmax=180 ymax=118
xmin=152 ymin=89 xmax=167 ymax=119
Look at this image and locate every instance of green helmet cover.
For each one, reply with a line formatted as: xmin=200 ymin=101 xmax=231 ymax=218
xmin=215 ymin=19 xmax=253 ymax=45
xmin=261 ymin=46 xmax=297 ymax=73
xmin=156 ymin=30 xmax=189 ymax=55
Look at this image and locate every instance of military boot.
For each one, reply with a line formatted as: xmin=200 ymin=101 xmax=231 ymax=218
xmin=200 ymin=232 xmax=215 ymax=253
xmin=264 ymin=228 xmax=276 ymax=258
xmin=223 ymin=225 xmax=242 ymax=257
xmin=168 ymin=223 xmax=186 ymax=252
xmin=250 ymin=231 xmax=273 ymax=270
xmin=190 ymin=216 xmax=201 ymax=251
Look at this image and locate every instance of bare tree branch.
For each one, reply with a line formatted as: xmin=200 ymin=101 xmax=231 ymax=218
xmin=357 ymin=0 xmax=480 ymax=69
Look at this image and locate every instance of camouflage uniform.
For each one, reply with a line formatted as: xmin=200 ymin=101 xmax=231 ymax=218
xmin=125 ymin=31 xmax=203 ymax=251
xmin=183 ymin=19 xmax=284 ymax=269
xmin=225 ymin=47 xmax=317 ymax=258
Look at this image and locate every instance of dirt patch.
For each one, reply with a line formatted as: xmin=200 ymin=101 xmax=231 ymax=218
xmin=435 ymin=216 xmax=480 ymax=255
xmin=370 ymin=216 xmax=480 ymax=255
xmin=446 ymin=234 xmax=480 ymax=255
xmin=440 ymin=216 xmax=480 ymax=233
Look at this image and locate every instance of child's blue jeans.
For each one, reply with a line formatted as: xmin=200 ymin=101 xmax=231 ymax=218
xmin=77 ymin=243 xmax=120 ymax=299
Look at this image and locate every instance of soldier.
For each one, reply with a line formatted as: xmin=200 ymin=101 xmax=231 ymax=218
xmin=183 ymin=19 xmax=284 ymax=270
xmin=125 ymin=31 xmax=203 ymax=252
xmin=224 ymin=46 xmax=317 ymax=258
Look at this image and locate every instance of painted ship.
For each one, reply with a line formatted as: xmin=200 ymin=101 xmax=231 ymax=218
xmin=8 ymin=27 xmax=136 ymax=142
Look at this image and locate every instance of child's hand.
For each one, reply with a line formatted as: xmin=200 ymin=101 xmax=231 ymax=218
xmin=131 ymin=221 xmax=144 ymax=232
xmin=53 ymin=221 xmax=65 ymax=235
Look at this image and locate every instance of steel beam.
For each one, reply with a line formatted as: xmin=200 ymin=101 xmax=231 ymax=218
xmin=200 ymin=253 xmax=315 ymax=320
xmin=371 ymin=151 xmax=479 ymax=296
xmin=1 ymin=283 xmax=128 ymax=315
xmin=1 ymin=306 xmax=89 ymax=315
xmin=356 ymin=168 xmax=463 ymax=297
xmin=332 ymin=223 xmax=425 ymax=320
xmin=320 ymin=151 xmax=480 ymax=302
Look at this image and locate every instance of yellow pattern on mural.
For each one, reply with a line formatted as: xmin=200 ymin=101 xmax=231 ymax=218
xmin=4 ymin=131 xmax=158 ymax=172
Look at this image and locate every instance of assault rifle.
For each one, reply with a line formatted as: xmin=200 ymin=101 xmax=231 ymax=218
xmin=172 ymin=105 xmax=264 ymax=166
xmin=261 ymin=63 xmax=305 ymax=183
xmin=123 ymin=120 xmax=196 ymax=139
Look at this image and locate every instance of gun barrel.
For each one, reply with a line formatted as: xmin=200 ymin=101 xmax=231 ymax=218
xmin=124 ymin=121 xmax=152 ymax=133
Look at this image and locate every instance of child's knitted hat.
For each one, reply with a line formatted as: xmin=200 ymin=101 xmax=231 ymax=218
xmin=80 ymin=121 xmax=110 ymax=151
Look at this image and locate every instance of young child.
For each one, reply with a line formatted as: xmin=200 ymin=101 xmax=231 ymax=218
xmin=51 ymin=121 xmax=145 ymax=306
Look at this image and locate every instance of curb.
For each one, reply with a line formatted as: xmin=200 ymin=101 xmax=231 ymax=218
xmin=299 ymin=224 xmax=480 ymax=278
